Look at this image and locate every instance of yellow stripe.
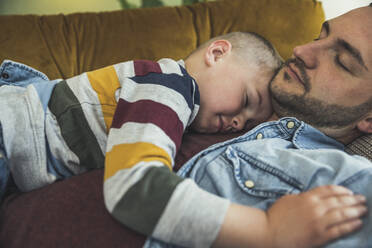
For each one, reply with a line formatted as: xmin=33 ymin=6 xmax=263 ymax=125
xmin=104 ymin=142 xmax=172 ymax=180
xmin=87 ymin=66 xmax=120 ymax=132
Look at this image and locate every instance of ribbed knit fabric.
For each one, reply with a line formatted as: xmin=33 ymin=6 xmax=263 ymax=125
xmin=345 ymin=134 xmax=372 ymax=161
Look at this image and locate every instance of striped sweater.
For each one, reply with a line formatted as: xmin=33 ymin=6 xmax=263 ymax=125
xmin=1 ymin=59 xmax=230 ymax=247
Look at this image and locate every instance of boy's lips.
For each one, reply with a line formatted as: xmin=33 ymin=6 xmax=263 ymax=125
xmin=218 ymin=115 xmax=224 ymax=132
xmin=218 ymin=116 xmax=234 ymax=133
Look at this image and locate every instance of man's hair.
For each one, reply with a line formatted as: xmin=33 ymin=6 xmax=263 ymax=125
xmin=194 ymin=32 xmax=283 ymax=73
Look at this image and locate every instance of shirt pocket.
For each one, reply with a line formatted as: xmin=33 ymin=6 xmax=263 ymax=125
xmin=223 ymin=146 xmax=303 ymax=199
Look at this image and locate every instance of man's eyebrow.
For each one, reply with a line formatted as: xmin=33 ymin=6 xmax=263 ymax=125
xmin=322 ymin=21 xmax=330 ymax=34
xmin=326 ymin=20 xmax=368 ymax=71
xmin=337 ymin=38 xmax=368 ymax=71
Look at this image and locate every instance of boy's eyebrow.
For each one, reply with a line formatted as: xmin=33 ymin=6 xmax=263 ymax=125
xmin=326 ymin=20 xmax=368 ymax=71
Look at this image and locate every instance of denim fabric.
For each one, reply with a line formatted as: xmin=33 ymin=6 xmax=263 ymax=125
xmin=0 ymin=60 xmax=49 ymax=87
xmin=145 ymin=118 xmax=372 ymax=248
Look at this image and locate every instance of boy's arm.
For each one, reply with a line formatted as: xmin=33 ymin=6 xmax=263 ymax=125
xmin=214 ymin=185 xmax=367 ymax=248
xmin=102 ymin=59 xmax=230 ymax=247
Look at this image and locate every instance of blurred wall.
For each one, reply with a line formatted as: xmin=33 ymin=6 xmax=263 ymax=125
xmin=0 ymin=0 xmax=185 ymax=15
xmin=318 ymin=0 xmax=371 ymax=20
xmin=0 ymin=0 xmax=371 ymax=16
xmin=0 ymin=0 xmax=122 ymax=15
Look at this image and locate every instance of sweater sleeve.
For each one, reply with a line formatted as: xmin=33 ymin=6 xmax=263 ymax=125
xmin=100 ymin=59 xmax=230 ymax=247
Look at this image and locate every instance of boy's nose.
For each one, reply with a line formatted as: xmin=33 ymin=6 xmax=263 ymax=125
xmin=231 ymin=116 xmax=244 ymax=131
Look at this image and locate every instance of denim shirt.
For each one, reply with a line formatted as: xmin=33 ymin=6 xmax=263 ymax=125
xmin=145 ymin=118 xmax=372 ymax=248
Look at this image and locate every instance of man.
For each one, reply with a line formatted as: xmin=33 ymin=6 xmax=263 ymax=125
xmin=269 ymin=4 xmax=372 ymax=144
xmin=145 ymin=4 xmax=372 ymax=248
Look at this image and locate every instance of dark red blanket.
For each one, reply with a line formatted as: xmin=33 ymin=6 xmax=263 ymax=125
xmin=0 ymin=132 xmax=240 ymax=247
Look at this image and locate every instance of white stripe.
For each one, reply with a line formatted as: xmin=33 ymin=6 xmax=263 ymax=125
xmin=106 ymin=122 xmax=176 ymax=163
xmin=187 ymin=78 xmax=200 ymax=126
xmin=65 ymin=74 xmax=108 ymax=154
xmin=113 ymin=61 xmax=136 ymax=87
xmin=158 ymin=58 xmax=183 ymax=76
xmin=118 ymin=78 xmax=191 ymax=129
xmin=152 ymin=179 xmax=230 ymax=247
xmin=104 ymin=161 xmax=164 ymax=212
xmin=188 ymin=104 xmax=199 ymax=127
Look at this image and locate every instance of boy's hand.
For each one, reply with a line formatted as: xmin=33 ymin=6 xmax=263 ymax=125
xmin=266 ymin=185 xmax=367 ymax=248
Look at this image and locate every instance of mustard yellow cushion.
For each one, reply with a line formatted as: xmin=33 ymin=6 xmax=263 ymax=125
xmin=0 ymin=0 xmax=324 ymax=79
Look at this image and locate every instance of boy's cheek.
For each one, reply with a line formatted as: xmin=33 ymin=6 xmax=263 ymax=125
xmin=189 ymin=118 xmax=203 ymax=133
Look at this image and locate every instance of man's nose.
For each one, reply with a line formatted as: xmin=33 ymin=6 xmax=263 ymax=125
xmin=293 ymin=42 xmax=319 ymax=69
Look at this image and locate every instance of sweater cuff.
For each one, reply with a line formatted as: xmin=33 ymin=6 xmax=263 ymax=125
xmin=152 ymin=178 xmax=230 ymax=247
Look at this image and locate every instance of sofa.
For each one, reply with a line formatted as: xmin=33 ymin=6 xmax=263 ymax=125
xmin=0 ymin=0 xmax=370 ymax=247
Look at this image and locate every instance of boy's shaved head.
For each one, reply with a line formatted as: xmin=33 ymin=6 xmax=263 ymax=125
xmin=195 ymin=32 xmax=283 ymax=73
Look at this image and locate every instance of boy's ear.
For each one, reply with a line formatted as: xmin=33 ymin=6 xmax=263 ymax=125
xmin=204 ymin=39 xmax=232 ymax=67
xmin=356 ymin=113 xmax=372 ymax=133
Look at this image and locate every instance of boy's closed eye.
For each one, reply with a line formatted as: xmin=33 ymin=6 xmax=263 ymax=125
xmin=245 ymin=95 xmax=250 ymax=108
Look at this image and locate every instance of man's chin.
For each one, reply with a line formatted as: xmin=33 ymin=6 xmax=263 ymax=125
xmin=269 ymin=86 xmax=307 ymax=120
xmin=269 ymin=62 xmax=286 ymax=85
xmin=270 ymin=96 xmax=290 ymax=119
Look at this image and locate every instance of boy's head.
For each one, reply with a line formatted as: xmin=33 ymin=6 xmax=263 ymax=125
xmin=185 ymin=32 xmax=282 ymax=133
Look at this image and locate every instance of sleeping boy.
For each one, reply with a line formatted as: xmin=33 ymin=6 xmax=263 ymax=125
xmin=0 ymin=32 xmax=366 ymax=247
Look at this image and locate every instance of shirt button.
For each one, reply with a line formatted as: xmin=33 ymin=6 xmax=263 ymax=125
xmin=1 ymin=72 xmax=9 ymax=79
xmin=256 ymin=133 xmax=263 ymax=139
xmin=245 ymin=180 xmax=255 ymax=188
xmin=287 ymin=121 xmax=295 ymax=129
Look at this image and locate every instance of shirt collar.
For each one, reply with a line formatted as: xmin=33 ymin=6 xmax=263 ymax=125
xmin=289 ymin=118 xmax=345 ymax=150
xmin=177 ymin=59 xmax=185 ymax=68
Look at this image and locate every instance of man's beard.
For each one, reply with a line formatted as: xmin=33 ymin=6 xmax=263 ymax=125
xmin=269 ymin=59 xmax=372 ymax=128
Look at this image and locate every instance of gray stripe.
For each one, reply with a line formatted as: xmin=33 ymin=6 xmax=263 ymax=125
xmin=112 ymin=166 xmax=183 ymax=235
xmin=48 ymin=81 xmax=104 ymax=170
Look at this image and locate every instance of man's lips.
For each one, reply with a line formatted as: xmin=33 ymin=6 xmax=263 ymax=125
xmin=287 ymin=64 xmax=305 ymax=87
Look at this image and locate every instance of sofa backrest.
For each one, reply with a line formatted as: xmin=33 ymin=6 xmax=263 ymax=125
xmin=0 ymin=0 xmax=324 ymax=79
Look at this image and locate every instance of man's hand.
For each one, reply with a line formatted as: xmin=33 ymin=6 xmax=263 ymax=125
xmin=266 ymin=185 xmax=367 ymax=248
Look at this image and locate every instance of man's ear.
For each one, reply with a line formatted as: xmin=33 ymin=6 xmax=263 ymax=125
xmin=204 ymin=40 xmax=232 ymax=67
xmin=357 ymin=113 xmax=372 ymax=133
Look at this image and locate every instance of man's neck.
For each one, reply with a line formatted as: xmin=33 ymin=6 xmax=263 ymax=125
xmin=317 ymin=126 xmax=364 ymax=145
